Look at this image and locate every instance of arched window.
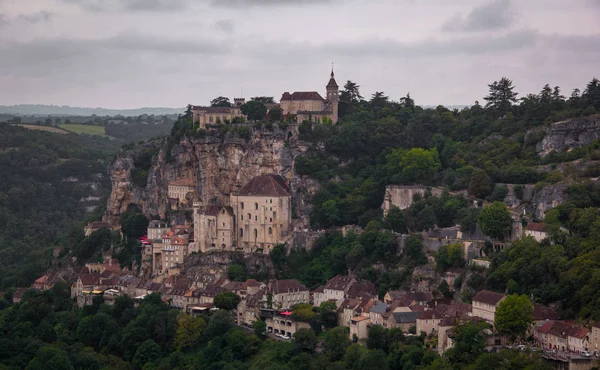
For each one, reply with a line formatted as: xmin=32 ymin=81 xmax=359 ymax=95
xmin=240 ymin=228 xmax=244 ymax=237
xmin=241 ymin=215 xmax=243 ymax=220
xmin=241 ymin=202 xmax=244 ymax=209
xmin=255 ymin=215 xmax=257 ymax=221
xmin=268 ymin=227 xmax=272 ymax=235
xmin=254 ymin=229 xmax=258 ymax=238
xmin=247 ymin=213 xmax=251 ymax=220
xmin=255 ymin=203 xmax=258 ymax=210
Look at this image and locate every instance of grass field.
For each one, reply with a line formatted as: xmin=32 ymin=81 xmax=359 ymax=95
xmin=19 ymin=124 xmax=69 ymax=134
xmin=59 ymin=123 xmax=107 ymax=136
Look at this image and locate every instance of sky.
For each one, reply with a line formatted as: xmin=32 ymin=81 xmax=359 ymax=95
xmin=0 ymin=0 xmax=598 ymax=109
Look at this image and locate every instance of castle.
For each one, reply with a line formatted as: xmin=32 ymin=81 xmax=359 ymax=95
xmin=190 ymin=69 xmax=340 ymax=128
xmin=280 ymin=69 xmax=339 ymax=124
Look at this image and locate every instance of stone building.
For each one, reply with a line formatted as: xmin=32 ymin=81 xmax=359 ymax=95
xmin=280 ymin=69 xmax=339 ymax=124
xmin=524 ymin=222 xmax=550 ymax=242
xmin=168 ymin=179 xmax=196 ymax=204
xmin=230 ymin=174 xmax=292 ymax=252
xmin=193 ymin=174 xmax=292 ymax=254
xmin=193 ymin=205 xmax=235 ymax=252
xmin=191 ymin=105 xmax=243 ymax=128
xmin=267 ymin=279 xmax=310 ymax=309
xmin=471 ymin=290 xmax=505 ymax=325
xmin=147 ymin=220 xmax=169 ymax=241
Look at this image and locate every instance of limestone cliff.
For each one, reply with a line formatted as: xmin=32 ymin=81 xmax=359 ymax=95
xmin=535 ymin=115 xmax=600 ymax=157
xmin=105 ymin=126 xmax=318 ymax=226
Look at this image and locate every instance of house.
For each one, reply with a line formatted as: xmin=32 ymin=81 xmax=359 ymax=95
xmin=384 ymin=291 xmax=433 ymax=307
xmin=267 ymin=279 xmax=309 ymax=309
xmin=337 ymin=298 xmax=377 ymax=328
xmin=416 ymin=310 xmax=444 ymax=336
xmin=84 ymin=221 xmax=113 ymax=236
xmin=534 ymin=320 xmax=589 ymax=353
xmin=11 ymin=287 xmax=26 ymax=304
xmin=168 ymin=179 xmax=196 ymax=204
xmin=33 ymin=271 xmax=64 ymax=291
xmin=323 ymin=275 xmax=357 ymax=302
xmin=193 ymin=205 xmax=235 ymax=252
xmin=368 ymin=301 xmax=388 ymax=326
xmin=280 ymin=69 xmax=339 ymax=124
xmin=311 ymin=285 xmax=326 ymax=306
xmin=389 ymin=311 xmax=421 ymax=332
xmin=266 ymin=311 xmax=311 ymax=338
xmin=524 ymin=222 xmax=550 ymax=242
xmin=437 ymin=317 xmax=459 ymax=354
xmin=147 ymin=220 xmax=169 ymax=241
xmin=349 ymin=316 xmax=370 ymax=341
xmin=591 ymin=324 xmax=600 ymax=356
xmin=531 ymin=303 xmax=560 ymax=334
xmin=471 ymin=290 xmax=505 ymax=325
xmin=192 ymin=105 xmax=244 ymax=128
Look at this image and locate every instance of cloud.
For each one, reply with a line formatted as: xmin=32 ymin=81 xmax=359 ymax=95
xmin=546 ymin=33 xmax=600 ymax=53
xmin=216 ymin=19 xmax=235 ymax=34
xmin=0 ymin=14 xmax=7 ymax=27
xmin=101 ymin=32 xmax=229 ymax=54
xmin=17 ymin=11 xmax=52 ymax=23
xmin=212 ymin=0 xmax=336 ymax=7
xmin=63 ymin=0 xmax=191 ymax=12
xmin=442 ymin=0 xmax=514 ymax=32
xmin=254 ymin=29 xmax=539 ymax=63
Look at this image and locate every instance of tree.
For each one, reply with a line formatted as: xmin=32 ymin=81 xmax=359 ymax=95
xmin=269 ymin=107 xmax=283 ymax=122
xmin=227 ymin=263 xmax=247 ymax=281
xmin=436 ymin=243 xmax=465 ymax=271
xmin=213 ymin=292 xmax=241 ymax=311
xmin=357 ymin=349 xmax=389 ymax=370
xmin=484 ymin=77 xmax=518 ymax=116
xmin=366 ymin=325 xmax=388 ymax=352
xmin=203 ymin=309 xmax=232 ymax=338
xmin=370 ymin=92 xmax=389 ymax=109
xmin=385 ymin=206 xmax=406 ymax=233
xmin=241 ymin=100 xmax=267 ymax=121
xmin=445 ymin=321 xmax=490 ymax=367
xmin=399 ymin=93 xmax=415 ymax=111
xmin=386 ymin=148 xmax=441 ymax=184
xmin=405 ymin=234 xmax=427 ymax=265
xmin=253 ymin=320 xmax=267 ymax=339
xmin=494 ymin=294 xmax=534 ymax=341
xmin=251 ymin=96 xmax=275 ymax=104
xmin=319 ymin=301 xmax=338 ymax=329
xmin=174 ymin=314 xmax=206 ymax=351
xmin=210 ymin=96 xmax=232 ymax=107
xmin=439 ymin=280 xmax=452 ymax=298
xmin=133 ymin=339 xmax=161 ymax=370
xmin=293 ymin=328 xmax=317 ymax=352
xmin=324 ymin=326 xmax=351 ymax=361
xmin=292 ymin=303 xmax=318 ymax=322
xmin=120 ymin=212 xmax=149 ymax=239
xmin=468 ymin=170 xmax=492 ymax=199
xmin=478 ymin=202 xmax=512 ymax=239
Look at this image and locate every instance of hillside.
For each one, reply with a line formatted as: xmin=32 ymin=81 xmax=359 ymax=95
xmin=0 ymin=104 xmax=185 ymax=116
xmin=1 ymin=77 xmax=600 ymax=370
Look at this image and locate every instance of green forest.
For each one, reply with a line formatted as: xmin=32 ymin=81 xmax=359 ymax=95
xmin=1 ymin=76 xmax=600 ymax=369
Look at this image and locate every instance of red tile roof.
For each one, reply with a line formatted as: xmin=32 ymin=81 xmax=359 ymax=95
xmin=325 ymin=275 xmax=356 ymax=291
xmin=280 ymin=91 xmax=324 ymax=101
xmin=269 ymin=279 xmax=308 ymax=294
xmin=169 ymin=179 xmax=196 ymax=187
xmin=237 ymin=174 xmax=290 ymax=197
xmin=472 ymin=290 xmax=505 ymax=306
xmin=525 ymin=222 xmax=550 ymax=232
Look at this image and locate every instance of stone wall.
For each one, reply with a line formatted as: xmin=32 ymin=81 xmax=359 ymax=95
xmin=381 ymin=186 xmax=444 ymax=215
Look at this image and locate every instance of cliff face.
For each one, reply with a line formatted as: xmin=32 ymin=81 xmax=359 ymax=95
xmin=536 ymin=115 xmax=600 ymax=157
xmin=105 ymin=127 xmax=317 ymax=225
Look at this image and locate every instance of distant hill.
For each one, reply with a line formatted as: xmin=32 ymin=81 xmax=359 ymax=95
xmin=0 ymin=104 xmax=186 ymax=117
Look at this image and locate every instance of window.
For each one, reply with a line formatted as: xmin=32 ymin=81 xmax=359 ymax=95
xmin=247 ymin=213 xmax=251 ymax=220
xmin=273 ymin=211 xmax=276 ymax=218
xmin=270 ymin=199 xmax=272 ymax=204
xmin=240 ymin=229 xmax=243 ymax=237
xmin=268 ymin=227 xmax=272 ymax=235
xmin=222 ymin=222 xmax=225 ymax=227
xmin=255 ymin=203 xmax=258 ymax=210
xmin=270 ymin=218 xmax=272 ymax=222
xmin=255 ymin=215 xmax=257 ymax=221
xmin=254 ymin=229 xmax=258 ymax=238
xmin=241 ymin=215 xmax=243 ymax=220
xmin=241 ymin=202 xmax=244 ymax=209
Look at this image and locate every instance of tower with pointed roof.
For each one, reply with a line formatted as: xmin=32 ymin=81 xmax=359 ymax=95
xmin=326 ymin=68 xmax=339 ymax=123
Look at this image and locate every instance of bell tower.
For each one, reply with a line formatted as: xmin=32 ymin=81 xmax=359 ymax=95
xmin=326 ymin=67 xmax=339 ymax=123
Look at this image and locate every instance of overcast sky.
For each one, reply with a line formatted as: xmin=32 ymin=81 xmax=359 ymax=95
xmin=0 ymin=0 xmax=598 ymax=108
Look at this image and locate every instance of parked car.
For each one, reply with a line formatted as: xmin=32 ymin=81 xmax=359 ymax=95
xmin=517 ymin=345 xmax=526 ymax=351
xmin=581 ymin=350 xmax=592 ymax=357
xmin=281 ymin=335 xmax=290 ymax=340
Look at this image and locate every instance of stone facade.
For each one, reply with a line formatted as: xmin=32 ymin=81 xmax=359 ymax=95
xmin=168 ymin=179 xmax=196 ymax=203
xmin=280 ymin=70 xmax=339 ymax=124
xmin=194 ymin=174 xmax=292 ymax=254
xmin=192 ymin=105 xmax=243 ymax=128
xmin=471 ymin=290 xmax=505 ymax=325
xmin=381 ymin=185 xmax=444 ymax=215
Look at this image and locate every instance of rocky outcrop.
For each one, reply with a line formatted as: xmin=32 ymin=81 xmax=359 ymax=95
xmin=183 ymin=251 xmax=274 ymax=281
xmin=535 ymin=115 xmax=600 ymax=157
xmin=381 ymin=186 xmax=444 ymax=214
xmin=105 ymin=125 xmax=317 ymax=225
xmin=527 ymin=183 xmax=569 ymax=219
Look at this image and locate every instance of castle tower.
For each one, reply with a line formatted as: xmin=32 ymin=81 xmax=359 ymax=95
xmin=326 ymin=68 xmax=339 ymax=123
